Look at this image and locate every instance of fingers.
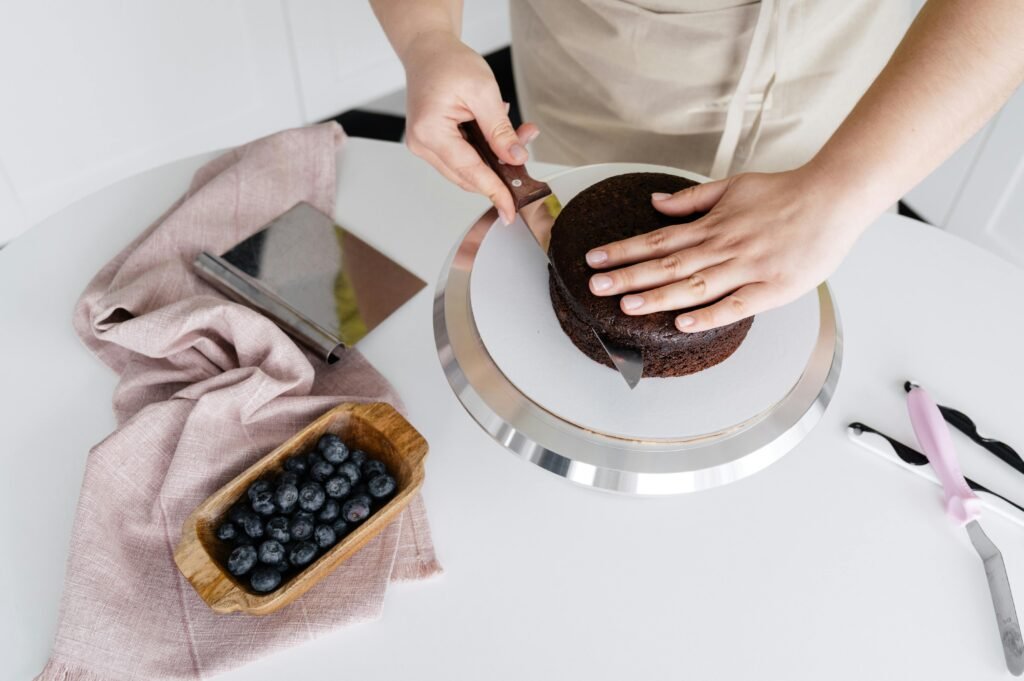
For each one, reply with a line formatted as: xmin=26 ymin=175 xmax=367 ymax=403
xmin=674 ymin=282 xmax=777 ymax=332
xmin=586 ymin=219 xmax=712 ymax=269
xmin=652 ymin=179 xmax=730 ymax=218
xmin=411 ymin=121 xmax=540 ymax=224
xmin=589 ymin=246 xmax=722 ymax=297
xmin=517 ymin=122 xmax=540 ymax=146
xmin=615 ymin=262 xmax=741 ymax=315
xmin=470 ymin=88 xmax=529 ymax=166
xmin=417 ymin=146 xmax=478 ymax=192
xmin=431 ymin=129 xmax=517 ymax=223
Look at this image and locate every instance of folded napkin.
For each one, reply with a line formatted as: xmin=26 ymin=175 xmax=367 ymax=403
xmin=36 ymin=122 xmax=441 ymax=681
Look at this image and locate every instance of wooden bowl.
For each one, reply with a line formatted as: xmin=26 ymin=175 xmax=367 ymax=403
xmin=173 ymin=402 xmax=427 ymax=615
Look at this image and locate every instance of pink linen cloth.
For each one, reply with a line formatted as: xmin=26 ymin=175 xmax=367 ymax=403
xmin=35 ymin=122 xmax=441 ymax=681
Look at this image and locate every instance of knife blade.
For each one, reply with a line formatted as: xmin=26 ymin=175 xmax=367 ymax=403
xmin=965 ymin=520 xmax=1024 ymax=674
xmin=459 ymin=120 xmax=644 ymax=389
xmin=907 ymin=385 xmax=1024 ymax=676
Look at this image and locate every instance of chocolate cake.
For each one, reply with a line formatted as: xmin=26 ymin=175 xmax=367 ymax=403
xmin=548 ymin=172 xmax=754 ymax=378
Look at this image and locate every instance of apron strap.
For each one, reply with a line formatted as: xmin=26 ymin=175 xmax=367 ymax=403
xmin=735 ymin=0 xmax=787 ymax=171
xmin=710 ymin=0 xmax=779 ymax=179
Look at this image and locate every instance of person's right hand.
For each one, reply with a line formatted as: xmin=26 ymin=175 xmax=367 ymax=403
xmin=402 ymin=31 xmax=538 ymax=224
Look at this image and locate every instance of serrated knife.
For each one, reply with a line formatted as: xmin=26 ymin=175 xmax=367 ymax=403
xmin=459 ymin=120 xmax=644 ymax=389
xmin=907 ymin=385 xmax=1024 ymax=675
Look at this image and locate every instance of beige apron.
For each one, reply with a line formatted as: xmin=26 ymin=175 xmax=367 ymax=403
xmin=510 ymin=0 xmax=912 ymax=178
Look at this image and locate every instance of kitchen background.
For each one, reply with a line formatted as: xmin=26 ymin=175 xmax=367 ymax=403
xmin=1 ymin=0 xmax=1020 ymax=265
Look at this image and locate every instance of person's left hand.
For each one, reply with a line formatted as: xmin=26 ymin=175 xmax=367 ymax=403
xmin=583 ymin=167 xmax=873 ymax=332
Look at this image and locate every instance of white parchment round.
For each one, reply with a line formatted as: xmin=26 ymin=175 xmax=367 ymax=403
xmin=469 ymin=163 xmax=821 ymax=441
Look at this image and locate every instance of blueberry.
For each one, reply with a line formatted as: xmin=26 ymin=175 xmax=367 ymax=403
xmin=251 ymin=490 xmax=276 ymax=516
xmin=233 ymin=534 xmax=255 ymax=547
xmin=298 ymin=482 xmax=326 ymax=512
xmin=318 ymin=433 xmax=342 ymax=451
xmin=314 ymin=525 xmax=337 ymax=549
xmin=275 ymin=483 xmax=299 ymax=513
xmin=362 ymin=459 xmax=387 ymax=478
xmin=283 ymin=456 xmax=307 ymax=475
xmin=306 ymin=452 xmax=326 ymax=469
xmin=349 ymin=449 xmax=368 ymax=467
xmin=319 ymin=435 xmax=349 ymax=465
xmin=258 ymin=539 xmax=286 ymax=565
xmin=279 ymin=471 xmax=299 ymax=487
xmin=250 ymin=566 xmax=282 ymax=593
xmin=324 ymin=475 xmax=351 ymax=499
xmin=239 ymin=511 xmax=265 ymax=539
xmin=310 ymin=460 xmax=335 ymax=482
xmin=342 ymin=495 xmax=372 ymax=524
xmin=337 ymin=462 xmax=361 ymax=486
xmin=291 ymin=513 xmax=314 ymax=541
xmin=331 ymin=518 xmax=350 ymax=538
xmin=318 ymin=499 xmax=340 ymax=523
xmin=247 ymin=480 xmax=272 ymax=503
xmin=215 ymin=522 xmax=238 ymax=542
xmin=227 ymin=545 xmax=257 ymax=576
xmin=266 ymin=516 xmax=291 ymax=543
xmin=289 ymin=541 xmax=318 ymax=567
xmin=228 ymin=503 xmax=251 ymax=526
xmin=368 ymin=474 xmax=397 ymax=500
xmin=273 ymin=559 xmax=291 ymax=573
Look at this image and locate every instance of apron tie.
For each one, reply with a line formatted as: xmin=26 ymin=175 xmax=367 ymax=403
xmin=710 ymin=0 xmax=781 ymax=179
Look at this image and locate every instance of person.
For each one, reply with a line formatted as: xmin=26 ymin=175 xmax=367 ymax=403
xmin=370 ymin=0 xmax=1024 ymax=332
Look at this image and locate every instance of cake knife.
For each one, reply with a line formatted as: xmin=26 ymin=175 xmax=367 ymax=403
xmin=907 ymin=385 xmax=1024 ymax=675
xmin=459 ymin=120 xmax=644 ymax=389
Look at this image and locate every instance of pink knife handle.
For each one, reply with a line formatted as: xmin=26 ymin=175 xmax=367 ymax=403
xmin=907 ymin=386 xmax=982 ymax=525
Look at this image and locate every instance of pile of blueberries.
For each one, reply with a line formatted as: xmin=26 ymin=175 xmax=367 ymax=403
xmin=215 ymin=433 xmax=398 ymax=593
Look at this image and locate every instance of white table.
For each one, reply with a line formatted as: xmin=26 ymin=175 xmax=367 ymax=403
xmin=4 ymin=138 xmax=1024 ymax=680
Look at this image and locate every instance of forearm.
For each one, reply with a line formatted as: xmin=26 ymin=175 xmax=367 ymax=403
xmin=369 ymin=0 xmax=463 ymax=64
xmin=807 ymin=0 xmax=1024 ymax=218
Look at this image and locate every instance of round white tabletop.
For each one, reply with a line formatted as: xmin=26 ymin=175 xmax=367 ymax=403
xmin=4 ymin=138 xmax=1024 ymax=680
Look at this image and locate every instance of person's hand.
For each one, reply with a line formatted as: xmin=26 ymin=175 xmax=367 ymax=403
xmin=402 ymin=31 xmax=538 ymax=224
xmin=584 ymin=167 xmax=874 ymax=332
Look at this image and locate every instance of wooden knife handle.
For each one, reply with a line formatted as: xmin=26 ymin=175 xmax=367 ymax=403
xmin=459 ymin=120 xmax=551 ymax=211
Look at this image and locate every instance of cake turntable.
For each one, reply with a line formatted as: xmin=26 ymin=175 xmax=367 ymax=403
xmin=434 ymin=162 xmax=842 ymax=495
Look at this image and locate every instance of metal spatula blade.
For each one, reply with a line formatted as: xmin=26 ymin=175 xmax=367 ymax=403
xmin=966 ymin=520 xmax=1024 ymax=674
xmin=593 ymin=330 xmax=643 ymax=389
xmin=459 ymin=120 xmax=644 ymax=389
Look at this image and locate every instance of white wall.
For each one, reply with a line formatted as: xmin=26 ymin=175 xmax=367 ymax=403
xmin=1 ymin=0 xmax=1020 ymax=268
xmin=0 ymin=0 xmax=510 ymax=245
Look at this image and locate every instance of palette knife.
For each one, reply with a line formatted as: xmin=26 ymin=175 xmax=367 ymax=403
xmin=908 ymin=384 xmax=1024 ymax=675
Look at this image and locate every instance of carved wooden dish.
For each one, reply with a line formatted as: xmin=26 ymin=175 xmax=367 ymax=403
xmin=174 ymin=402 xmax=427 ymax=615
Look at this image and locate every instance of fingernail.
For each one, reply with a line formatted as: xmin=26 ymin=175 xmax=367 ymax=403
xmin=499 ymin=209 xmax=513 ymax=225
xmin=621 ymin=295 xmax=644 ymax=311
xmin=586 ymin=250 xmax=608 ymax=266
xmin=652 ymin=192 xmax=672 ymax=201
xmin=676 ymin=315 xmax=695 ymax=330
xmin=590 ymin=275 xmax=612 ymax=292
xmin=525 ymin=129 xmax=540 ymax=144
xmin=509 ymin=143 xmax=528 ymax=163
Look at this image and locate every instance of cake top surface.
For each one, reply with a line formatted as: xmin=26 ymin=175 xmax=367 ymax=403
xmin=548 ymin=171 xmax=745 ymax=348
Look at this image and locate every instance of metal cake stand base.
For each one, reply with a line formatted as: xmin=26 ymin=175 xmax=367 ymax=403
xmin=434 ymin=164 xmax=842 ymax=496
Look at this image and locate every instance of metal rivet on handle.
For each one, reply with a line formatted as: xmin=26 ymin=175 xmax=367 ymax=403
xmin=511 ymin=179 xmax=522 ymax=188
